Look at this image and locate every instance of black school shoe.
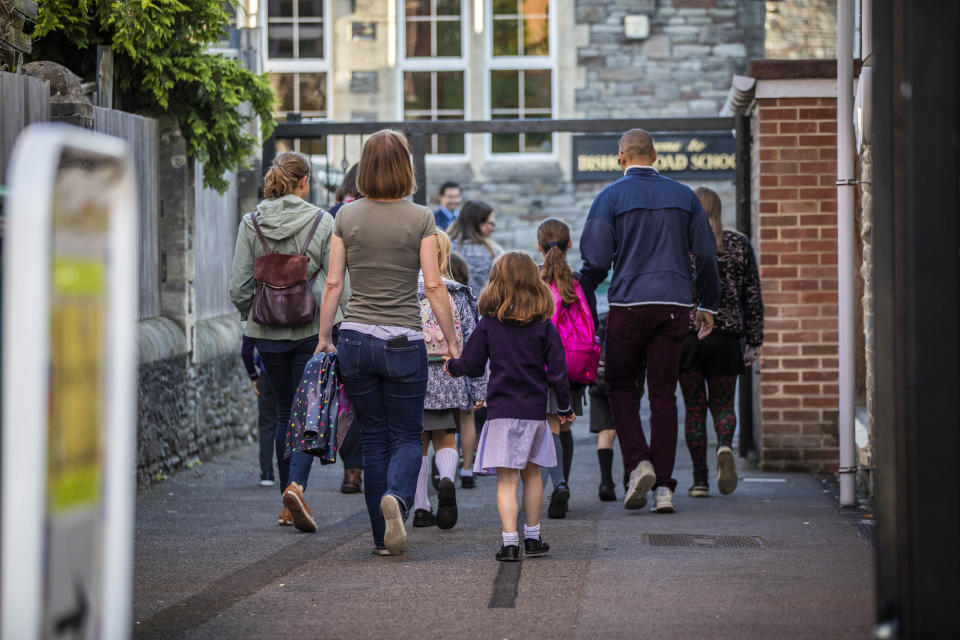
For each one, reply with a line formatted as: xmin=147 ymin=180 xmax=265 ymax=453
xmin=523 ymin=536 xmax=550 ymax=557
xmin=413 ymin=508 xmax=436 ymax=527
xmin=547 ymin=482 xmax=570 ymax=519
xmin=496 ymin=544 xmax=520 ymax=562
xmin=435 ymin=478 xmax=459 ymax=530
xmin=460 ymin=474 xmax=476 ymax=489
xmin=598 ymin=480 xmax=616 ymax=501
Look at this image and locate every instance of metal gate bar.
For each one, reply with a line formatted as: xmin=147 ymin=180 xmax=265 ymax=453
xmin=266 ymin=116 xmax=736 ymax=206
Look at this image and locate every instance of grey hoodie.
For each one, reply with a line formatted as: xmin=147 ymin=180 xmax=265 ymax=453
xmin=229 ymin=194 xmax=350 ymax=341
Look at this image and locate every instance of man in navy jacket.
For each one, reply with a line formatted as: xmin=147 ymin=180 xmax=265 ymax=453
xmin=580 ymin=129 xmax=721 ymax=514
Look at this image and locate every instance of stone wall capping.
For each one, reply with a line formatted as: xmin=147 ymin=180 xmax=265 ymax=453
xmin=138 ymin=316 xmax=188 ymax=364
xmin=193 ymin=314 xmax=243 ymax=364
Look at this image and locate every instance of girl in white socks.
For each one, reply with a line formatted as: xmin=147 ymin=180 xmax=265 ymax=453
xmin=413 ymin=232 xmax=487 ymax=530
xmin=445 ymin=252 xmax=574 ymax=561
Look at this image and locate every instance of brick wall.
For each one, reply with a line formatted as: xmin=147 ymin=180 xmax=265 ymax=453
xmin=754 ymin=96 xmax=840 ymax=472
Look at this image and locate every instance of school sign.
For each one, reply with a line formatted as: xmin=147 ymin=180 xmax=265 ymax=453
xmin=573 ymin=132 xmax=736 ymax=182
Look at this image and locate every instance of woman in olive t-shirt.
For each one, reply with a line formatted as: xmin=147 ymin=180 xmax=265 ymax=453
xmin=316 ymin=130 xmax=460 ymax=557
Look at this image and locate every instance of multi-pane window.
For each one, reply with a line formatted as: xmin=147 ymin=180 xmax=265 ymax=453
xmin=404 ymin=71 xmax=465 ymax=154
xmin=267 ymin=0 xmax=324 ymax=59
xmin=406 ymin=0 xmax=462 ymax=58
xmin=492 ymin=0 xmax=549 ymax=57
xmin=270 ymin=72 xmax=327 ymax=155
xmin=402 ymin=0 xmax=466 ymax=155
xmin=490 ymin=69 xmax=551 ymax=153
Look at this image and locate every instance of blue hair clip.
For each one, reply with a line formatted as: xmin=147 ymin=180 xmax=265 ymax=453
xmin=548 ymin=241 xmax=559 ymax=248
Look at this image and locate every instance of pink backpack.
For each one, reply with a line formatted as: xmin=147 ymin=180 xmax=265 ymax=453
xmin=549 ymin=279 xmax=601 ymax=384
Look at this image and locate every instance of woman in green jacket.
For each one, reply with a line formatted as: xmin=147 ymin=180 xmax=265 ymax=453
xmin=229 ymin=151 xmax=350 ymax=533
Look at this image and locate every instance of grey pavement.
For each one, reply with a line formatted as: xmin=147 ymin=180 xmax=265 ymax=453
xmin=134 ymin=413 xmax=875 ymax=639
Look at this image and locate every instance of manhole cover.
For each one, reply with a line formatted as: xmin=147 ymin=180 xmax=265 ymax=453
xmin=643 ymin=534 xmax=766 ymax=549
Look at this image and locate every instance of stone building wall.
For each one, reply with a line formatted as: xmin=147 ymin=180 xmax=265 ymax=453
xmin=575 ymin=0 xmax=765 ymax=117
xmin=423 ymin=0 xmax=764 ymax=261
xmin=764 ymin=0 xmax=838 ymax=59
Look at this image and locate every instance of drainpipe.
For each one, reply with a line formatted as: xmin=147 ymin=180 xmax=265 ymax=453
xmin=837 ymin=0 xmax=857 ymax=506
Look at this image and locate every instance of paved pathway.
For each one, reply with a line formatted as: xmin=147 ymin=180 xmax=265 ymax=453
xmin=134 ymin=418 xmax=875 ymax=639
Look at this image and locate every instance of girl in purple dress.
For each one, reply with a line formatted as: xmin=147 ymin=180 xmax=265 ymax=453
xmin=445 ymin=252 xmax=575 ymax=561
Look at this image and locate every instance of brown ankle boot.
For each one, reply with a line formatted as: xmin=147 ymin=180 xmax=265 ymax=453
xmin=340 ymin=468 xmax=362 ymax=494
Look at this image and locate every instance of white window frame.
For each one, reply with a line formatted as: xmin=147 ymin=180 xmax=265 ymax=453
xmin=484 ymin=0 xmax=558 ymax=160
xmin=261 ymin=0 xmax=332 ymax=67
xmin=398 ymin=0 xmax=471 ymax=160
xmin=262 ymin=0 xmax=332 ymax=160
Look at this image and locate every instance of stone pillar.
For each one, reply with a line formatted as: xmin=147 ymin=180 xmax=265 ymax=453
xmin=157 ymin=117 xmax=197 ymax=355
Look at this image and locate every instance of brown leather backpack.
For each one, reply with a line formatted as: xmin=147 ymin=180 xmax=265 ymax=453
xmin=249 ymin=211 xmax=324 ymax=327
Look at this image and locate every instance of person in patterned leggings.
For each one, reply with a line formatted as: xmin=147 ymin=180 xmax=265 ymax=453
xmin=679 ymin=187 xmax=764 ymax=497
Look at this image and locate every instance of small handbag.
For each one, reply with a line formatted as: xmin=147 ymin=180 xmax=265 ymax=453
xmin=249 ymin=211 xmax=324 ymax=327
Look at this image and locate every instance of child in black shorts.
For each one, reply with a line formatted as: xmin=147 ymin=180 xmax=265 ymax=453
xmin=590 ymin=312 xmax=645 ymax=500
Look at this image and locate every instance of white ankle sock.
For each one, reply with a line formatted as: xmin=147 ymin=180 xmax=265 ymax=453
xmin=502 ymin=531 xmax=519 ymax=546
xmin=435 ymin=447 xmax=458 ymax=481
xmin=460 ymin=468 xmax=473 ymax=477
xmin=523 ymin=523 xmax=541 ymax=540
xmin=414 ymin=456 xmax=430 ymax=511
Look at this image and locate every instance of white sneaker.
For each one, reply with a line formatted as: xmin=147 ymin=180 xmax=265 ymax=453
xmin=623 ymin=460 xmax=656 ymax=510
xmin=716 ymin=446 xmax=738 ymax=495
xmin=381 ymin=494 xmax=408 ymax=556
xmin=654 ymin=486 xmax=675 ymax=513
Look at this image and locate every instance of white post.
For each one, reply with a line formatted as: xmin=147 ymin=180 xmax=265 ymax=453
xmin=837 ymin=0 xmax=857 ymax=506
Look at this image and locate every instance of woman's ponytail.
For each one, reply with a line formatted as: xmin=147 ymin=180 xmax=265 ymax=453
xmin=264 ymin=151 xmax=311 ymax=199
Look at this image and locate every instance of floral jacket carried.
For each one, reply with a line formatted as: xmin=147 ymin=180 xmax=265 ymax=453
xmin=688 ymin=229 xmax=764 ymax=347
xmin=418 ymin=277 xmax=488 ymax=409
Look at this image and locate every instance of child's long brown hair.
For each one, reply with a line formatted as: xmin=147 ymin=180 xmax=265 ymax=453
xmin=478 ymin=252 xmax=554 ymax=325
xmin=695 ymin=186 xmax=724 ymax=254
xmin=537 ymin=217 xmax=576 ymax=304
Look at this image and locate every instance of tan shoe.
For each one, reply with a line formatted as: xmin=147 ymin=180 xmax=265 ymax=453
xmin=278 ymin=507 xmax=294 ymax=526
xmin=282 ymin=482 xmax=318 ymax=533
xmin=380 ymin=494 xmax=407 ymax=556
xmin=340 ymin=468 xmax=362 ymax=494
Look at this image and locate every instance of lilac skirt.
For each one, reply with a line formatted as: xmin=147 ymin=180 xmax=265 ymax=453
xmin=473 ymin=418 xmax=557 ymax=474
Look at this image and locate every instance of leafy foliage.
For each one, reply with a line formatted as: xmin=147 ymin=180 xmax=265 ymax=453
xmin=33 ymin=0 xmax=275 ymax=192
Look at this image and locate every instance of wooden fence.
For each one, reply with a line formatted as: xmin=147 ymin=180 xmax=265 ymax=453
xmin=0 ymin=70 xmax=49 ymax=184
xmin=93 ymin=107 xmax=161 ymax=320
xmin=194 ymin=163 xmax=239 ymax=321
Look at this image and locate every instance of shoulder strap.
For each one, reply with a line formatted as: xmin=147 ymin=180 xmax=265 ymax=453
xmin=249 ymin=212 xmax=273 ymax=254
xmin=300 ymin=212 xmax=325 ymax=256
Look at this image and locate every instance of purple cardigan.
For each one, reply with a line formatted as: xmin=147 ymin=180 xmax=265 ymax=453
xmin=446 ymin=316 xmax=573 ymax=421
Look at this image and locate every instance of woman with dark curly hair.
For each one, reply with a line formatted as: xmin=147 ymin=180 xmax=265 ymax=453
xmin=679 ymin=186 xmax=764 ymax=498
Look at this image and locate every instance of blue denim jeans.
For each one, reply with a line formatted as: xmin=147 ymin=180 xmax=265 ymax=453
xmin=337 ymin=330 xmax=428 ymax=547
xmin=255 ymin=336 xmax=318 ymax=494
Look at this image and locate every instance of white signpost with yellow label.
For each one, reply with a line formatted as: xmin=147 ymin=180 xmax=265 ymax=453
xmin=2 ymin=125 xmax=138 ymax=639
